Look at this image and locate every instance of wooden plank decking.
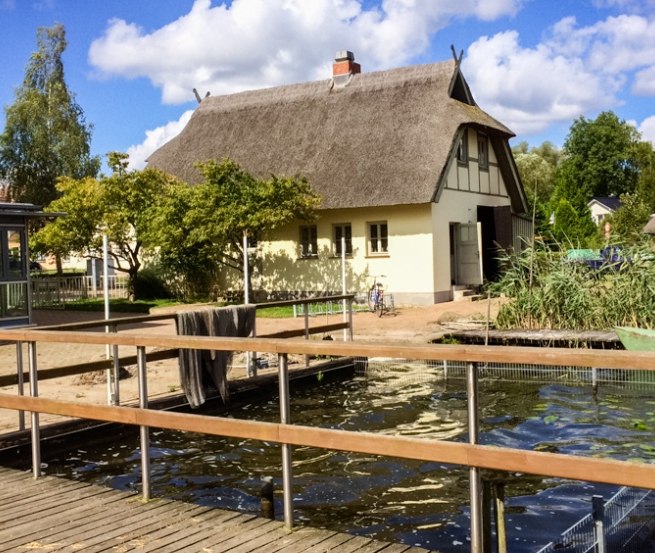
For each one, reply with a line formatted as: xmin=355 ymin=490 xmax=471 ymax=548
xmin=0 ymin=467 xmax=439 ymax=553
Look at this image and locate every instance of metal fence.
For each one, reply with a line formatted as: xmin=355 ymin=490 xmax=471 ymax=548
xmin=31 ymin=275 xmax=129 ymax=307
xmin=363 ymin=358 xmax=655 ymax=391
xmin=361 ymin=358 xmax=655 ymax=552
xmin=536 ymin=487 xmax=655 ymax=553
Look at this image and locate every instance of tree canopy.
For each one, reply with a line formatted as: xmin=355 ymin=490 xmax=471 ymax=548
xmin=153 ymin=158 xmax=321 ymax=298
xmin=32 ymin=157 xmax=321 ymax=301
xmin=31 ymin=153 xmax=180 ymax=299
xmin=0 ymin=24 xmax=99 ymax=206
xmin=549 ymin=111 xmax=655 ymax=245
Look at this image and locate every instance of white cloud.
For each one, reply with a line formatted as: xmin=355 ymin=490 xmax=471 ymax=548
xmin=89 ymin=0 xmax=522 ymax=105
xmin=126 ymin=110 xmax=194 ymax=170
xmin=463 ymin=14 xmax=655 ymax=136
xmin=639 ymin=115 xmax=655 ymax=145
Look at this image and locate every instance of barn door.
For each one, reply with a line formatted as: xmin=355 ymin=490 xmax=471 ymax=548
xmin=454 ymin=222 xmax=483 ymax=286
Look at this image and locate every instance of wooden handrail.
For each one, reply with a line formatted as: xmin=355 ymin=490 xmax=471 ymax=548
xmin=1 ymin=393 xmax=653 ymax=490
xmin=0 ymin=328 xmax=654 ymax=370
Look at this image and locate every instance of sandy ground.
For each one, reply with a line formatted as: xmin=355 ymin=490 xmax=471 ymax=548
xmin=0 ymin=298 xmax=504 ymax=434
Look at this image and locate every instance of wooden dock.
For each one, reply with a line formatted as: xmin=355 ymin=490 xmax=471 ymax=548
xmin=0 ymin=467 xmax=438 ymax=552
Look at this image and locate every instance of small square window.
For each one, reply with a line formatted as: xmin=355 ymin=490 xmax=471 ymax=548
xmin=333 ymin=224 xmax=352 ymax=256
xmin=368 ymin=222 xmax=388 ymax=255
xmin=299 ymin=225 xmax=317 ymax=258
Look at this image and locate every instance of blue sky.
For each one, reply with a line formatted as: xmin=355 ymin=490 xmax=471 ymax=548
xmin=2 ymin=0 xmax=655 ymax=170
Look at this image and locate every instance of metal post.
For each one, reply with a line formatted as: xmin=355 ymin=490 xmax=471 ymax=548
xmin=303 ymin=303 xmax=310 ymax=367
xmin=592 ymin=495 xmax=606 ymax=553
xmin=467 ymin=361 xmax=482 ymax=552
xmin=278 ymin=353 xmax=293 ymax=530
xmin=28 ymin=341 xmax=41 ymax=478
xmin=348 ymin=298 xmax=353 ymax=342
xmin=111 ymin=323 xmax=120 ymax=405
xmin=16 ymin=341 xmax=25 ymax=431
xmin=341 ymin=236 xmax=347 ymax=341
xmin=103 ymin=233 xmax=111 ymax=405
xmin=137 ymin=346 xmax=151 ymax=501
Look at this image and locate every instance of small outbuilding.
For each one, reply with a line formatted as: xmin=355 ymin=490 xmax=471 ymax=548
xmin=0 ymin=202 xmax=56 ymax=327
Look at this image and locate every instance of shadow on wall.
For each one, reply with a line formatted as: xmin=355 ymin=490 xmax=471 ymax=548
xmin=220 ymin=245 xmax=372 ymax=302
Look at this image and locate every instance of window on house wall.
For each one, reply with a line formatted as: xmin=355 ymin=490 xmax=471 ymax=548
xmin=457 ymin=130 xmax=468 ymax=164
xmin=333 ymin=223 xmax=352 ymax=256
xmin=477 ymin=133 xmax=488 ymax=170
xmin=299 ymin=225 xmax=318 ymax=257
xmin=368 ymin=222 xmax=388 ymax=255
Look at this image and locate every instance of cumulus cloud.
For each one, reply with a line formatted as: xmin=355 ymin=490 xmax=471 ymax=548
xmin=126 ymin=110 xmax=194 ymax=170
xmin=463 ymin=13 xmax=655 ymax=136
xmin=639 ymin=115 xmax=655 ymax=145
xmin=89 ymin=0 xmax=522 ymax=104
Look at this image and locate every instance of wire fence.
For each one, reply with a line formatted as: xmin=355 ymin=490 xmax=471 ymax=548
xmin=535 ymin=488 xmax=655 ymax=553
xmin=361 ymin=357 xmax=655 ymax=552
xmin=362 ymin=358 xmax=655 ymax=390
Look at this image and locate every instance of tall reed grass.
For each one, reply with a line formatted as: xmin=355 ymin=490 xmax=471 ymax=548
xmin=488 ymin=240 xmax=655 ymax=330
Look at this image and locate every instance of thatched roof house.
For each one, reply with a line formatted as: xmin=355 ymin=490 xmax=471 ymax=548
xmin=149 ymin=51 xmax=530 ymax=305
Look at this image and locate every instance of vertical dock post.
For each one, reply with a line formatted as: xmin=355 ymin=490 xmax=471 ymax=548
xmin=278 ymin=353 xmax=293 ymax=530
xmin=112 ymin=323 xmax=120 ymax=405
xmin=467 ymin=361 xmax=482 ymax=552
xmin=137 ymin=345 xmax=151 ymax=501
xmin=16 ymin=341 xmax=25 ymax=431
xmin=593 ymin=495 xmax=606 ymax=553
xmin=28 ymin=341 xmax=41 ymax=478
xmin=303 ymin=304 xmax=310 ymax=367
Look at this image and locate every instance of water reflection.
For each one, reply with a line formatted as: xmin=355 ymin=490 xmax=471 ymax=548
xmin=44 ymin=363 xmax=655 ymax=552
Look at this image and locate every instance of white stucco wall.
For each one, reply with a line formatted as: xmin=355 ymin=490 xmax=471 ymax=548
xmin=250 ymin=205 xmax=435 ymax=304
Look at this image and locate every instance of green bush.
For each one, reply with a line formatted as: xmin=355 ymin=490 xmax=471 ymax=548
xmin=134 ymin=268 xmax=171 ymax=300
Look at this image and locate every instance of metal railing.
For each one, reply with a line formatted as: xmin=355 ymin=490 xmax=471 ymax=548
xmin=536 ymin=487 xmax=655 ymax=553
xmin=31 ymin=274 xmax=129 ymax=307
xmin=1 ymin=320 xmax=655 ymax=553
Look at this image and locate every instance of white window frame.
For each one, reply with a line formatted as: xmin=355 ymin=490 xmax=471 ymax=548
xmin=367 ymin=221 xmax=388 ymax=256
xmin=333 ymin=223 xmax=352 ymax=256
xmin=299 ymin=225 xmax=318 ymax=258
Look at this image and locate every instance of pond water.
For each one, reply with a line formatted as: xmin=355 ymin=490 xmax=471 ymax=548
xmin=43 ymin=365 xmax=655 ymax=552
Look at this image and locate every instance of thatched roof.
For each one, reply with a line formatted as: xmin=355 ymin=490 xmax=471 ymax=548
xmin=148 ymin=59 xmax=524 ymax=211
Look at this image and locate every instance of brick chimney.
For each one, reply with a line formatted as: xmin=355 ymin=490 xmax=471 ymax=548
xmin=332 ymin=51 xmax=361 ymax=83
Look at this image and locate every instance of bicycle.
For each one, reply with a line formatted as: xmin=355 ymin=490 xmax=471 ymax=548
xmin=368 ymin=279 xmax=390 ymax=317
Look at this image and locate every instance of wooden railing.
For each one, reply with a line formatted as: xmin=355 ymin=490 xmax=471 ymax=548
xmin=0 ymin=311 xmax=654 ymax=552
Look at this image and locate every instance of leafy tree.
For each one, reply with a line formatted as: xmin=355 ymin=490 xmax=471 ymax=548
xmin=551 ymin=197 xmax=596 ymax=246
xmin=513 ymin=141 xmax=560 ymax=236
xmin=153 ymin=158 xmax=321 ymax=299
xmin=606 ymin=193 xmax=651 ymax=244
xmin=0 ymin=24 xmax=99 ymax=206
xmin=550 ymin=112 xmax=644 ymax=244
xmin=31 ymin=153 xmax=180 ymax=299
xmin=554 ymin=111 xmax=640 ymax=203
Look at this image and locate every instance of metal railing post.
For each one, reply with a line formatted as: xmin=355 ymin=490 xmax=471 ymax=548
xmin=28 ymin=341 xmax=41 ymax=478
xmin=347 ymin=298 xmax=353 ymax=342
xmin=112 ymin=323 xmax=120 ymax=405
xmin=278 ymin=352 xmax=293 ymax=530
xmin=593 ymin=495 xmax=606 ymax=553
xmin=249 ymin=319 xmax=258 ymax=378
xmin=137 ymin=346 xmax=151 ymax=500
xmin=16 ymin=341 xmax=25 ymax=431
xmin=303 ymin=303 xmax=310 ymax=367
xmin=467 ymin=361 xmax=482 ymax=552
